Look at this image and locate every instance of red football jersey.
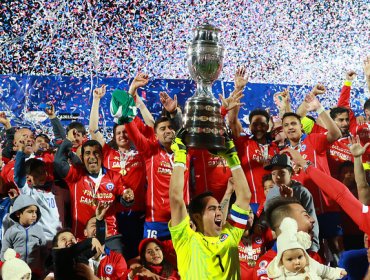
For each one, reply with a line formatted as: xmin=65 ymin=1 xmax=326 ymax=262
xmin=327 ymin=136 xmax=353 ymax=179
xmin=96 ymin=249 xmax=128 ymax=280
xmin=65 ymin=166 xmax=128 ymax=239
xmin=235 ymin=136 xmax=279 ymax=204
xmin=102 ymin=144 xmax=146 ymax=212
xmin=125 ymin=121 xmax=190 ymax=223
xmin=189 ymin=149 xmax=231 ymax=202
xmin=239 ymin=229 xmax=274 ymax=279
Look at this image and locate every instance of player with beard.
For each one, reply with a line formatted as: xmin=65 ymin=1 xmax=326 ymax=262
xmin=108 ymin=83 xmax=190 ymax=242
xmin=89 ymin=84 xmax=147 ymax=259
xmin=54 ymin=132 xmax=135 ymax=242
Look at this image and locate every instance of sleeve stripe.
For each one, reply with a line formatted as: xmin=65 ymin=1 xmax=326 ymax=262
xmin=229 ymin=208 xmax=249 ymax=220
xmin=229 ymin=214 xmax=248 ymax=226
xmin=228 ymin=219 xmax=247 ymax=229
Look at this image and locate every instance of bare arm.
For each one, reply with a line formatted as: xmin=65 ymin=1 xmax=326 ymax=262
xmin=169 ymin=130 xmax=188 ymax=227
xmin=364 ymin=56 xmax=370 ymax=94
xmin=89 ymin=85 xmax=106 ymax=146
xmin=304 ymin=85 xmax=341 ymax=143
xmin=128 ymin=72 xmax=155 ymax=127
xmin=350 ymin=136 xmax=370 ymax=205
xmin=222 ymin=90 xmax=244 ymax=138
xmin=220 ymin=177 xmax=234 ymax=224
xmin=227 ymin=67 xmax=249 ymax=138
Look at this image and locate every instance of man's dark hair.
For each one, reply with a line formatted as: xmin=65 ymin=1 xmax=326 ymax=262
xmin=67 ymin=122 xmax=87 ymax=135
xmin=81 ymin=140 xmax=103 ymax=156
xmin=52 ymin=228 xmax=73 ymax=248
xmin=188 ymin=191 xmax=213 ymax=230
xmin=36 ymin=133 xmax=51 ymax=144
xmin=265 ymin=196 xmax=301 ymax=232
xmin=330 ymin=107 xmax=349 ymax=120
xmin=282 ymin=112 xmax=301 ymax=123
xmin=249 ymin=109 xmax=270 ymax=124
xmin=154 ymin=116 xmax=171 ymax=132
xmin=364 ymin=99 xmax=370 ymax=112
xmin=338 ymin=160 xmax=354 ymax=172
xmin=25 ymin=158 xmax=46 ymax=175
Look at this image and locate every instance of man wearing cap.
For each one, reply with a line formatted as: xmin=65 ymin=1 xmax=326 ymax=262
xmin=263 ymin=153 xmax=320 ymax=253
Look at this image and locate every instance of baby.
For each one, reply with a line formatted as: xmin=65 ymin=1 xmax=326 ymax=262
xmin=267 ymin=217 xmax=347 ymax=279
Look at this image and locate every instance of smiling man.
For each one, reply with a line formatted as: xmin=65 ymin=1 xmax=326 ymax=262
xmin=54 ymin=132 xmax=134 ymax=241
xmin=169 ymin=130 xmax=252 ymax=279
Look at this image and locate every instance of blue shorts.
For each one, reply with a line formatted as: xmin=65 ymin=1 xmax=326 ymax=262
xmin=318 ymin=212 xmax=343 ymax=239
xmin=144 ymin=221 xmax=171 ymax=241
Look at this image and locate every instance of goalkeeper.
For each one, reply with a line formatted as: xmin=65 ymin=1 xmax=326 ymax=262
xmin=169 ymin=128 xmax=252 ymax=280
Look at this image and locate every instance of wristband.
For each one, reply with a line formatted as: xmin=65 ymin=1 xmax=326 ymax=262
xmin=303 ymin=160 xmax=313 ymax=173
xmin=316 ymin=106 xmax=325 ymax=115
xmin=173 ymin=163 xmax=185 ymax=168
xmin=344 ymin=80 xmax=353 ymax=87
xmin=221 ymin=106 xmax=228 ymax=118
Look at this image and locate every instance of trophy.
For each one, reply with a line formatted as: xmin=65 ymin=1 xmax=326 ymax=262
xmin=184 ymin=23 xmax=225 ymax=150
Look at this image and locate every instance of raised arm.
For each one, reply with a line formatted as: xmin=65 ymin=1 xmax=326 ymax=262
xmin=364 ymin=56 xmax=370 ymax=94
xmin=89 ymin=85 xmax=107 ymax=146
xmin=218 ymin=135 xmax=251 ymax=211
xmin=53 ymin=129 xmax=78 ymax=179
xmin=45 ymin=102 xmax=66 ymax=145
xmin=349 ymin=136 xmax=370 ymax=205
xmin=222 ymin=90 xmax=244 ymax=138
xmin=169 ymin=129 xmax=188 ymax=226
xmin=304 ymin=84 xmax=341 ymax=143
xmin=227 ymin=67 xmax=248 ymax=138
xmin=0 ymin=112 xmax=15 ymax=161
xmin=128 ymin=72 xmax=154 ymax=127
xmin=220 ymin=177 xmax=235 ymax=224
xmin=159 ymin=91 xmax=182 ymax=130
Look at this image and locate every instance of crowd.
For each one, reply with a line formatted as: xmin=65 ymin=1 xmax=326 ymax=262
xmin=1 ymin=1 xmax=369 ymax=86
xmin=0 ymin=56 xmax=368 ymax=279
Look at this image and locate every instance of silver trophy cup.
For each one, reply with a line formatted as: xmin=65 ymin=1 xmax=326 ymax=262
xmin=184 ymin=23 xmax=225 ymax=150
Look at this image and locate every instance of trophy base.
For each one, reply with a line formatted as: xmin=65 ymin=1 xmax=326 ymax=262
xmin=185 ymin=133 xmax=225 ymax=151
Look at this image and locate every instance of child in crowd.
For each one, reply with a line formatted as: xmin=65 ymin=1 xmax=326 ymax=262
xmin=51 ymin=228 xmax=104 ymax=280
xmin=128 ymin=238 xmax=180 ymax=280
xmin=0 ymin=248 xmax=32 ymax=280
xmin=14 ymin=156 xmax=65 ymax=246
xmin=267 ymin=217 xmax=347 ymax=279
xmin=0 ymin=195 xmax=46 ymax=279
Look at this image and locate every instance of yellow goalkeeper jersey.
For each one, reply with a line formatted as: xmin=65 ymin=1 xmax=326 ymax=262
xmin=169 ymin=204 xmax=249 ymax=280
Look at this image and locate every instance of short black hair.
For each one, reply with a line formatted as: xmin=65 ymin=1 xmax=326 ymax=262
xmin=25 ymin=158 xmax=46 ymax=175
xmin=52 ymin=228 xmax=73 ymax=248
xmin=249 ymin=109 xmax=270 ymax=124
xmin=364 ymin=99 xmax=370 ymax=111
xmin=188 ymin=191 xmax=213 ymax=229
xmin=282 ymin=112 xmax=301 ymax=123
xmin=81 ymin=140 xmax=103 ymax=156
xmin=154 ymin=116 xmax=171 ymax=132
xmin=265 ymin=196 xmax=301 ymax=231
xmin=36 ymin=133 xmax=51 ymax=143
xmin=67 ymin=122 xmax=87 ymax=135
xmin=338 ymin=160 xmax=354 ymax=172
xmin=330 ymin=107 xmax=349 ymax=120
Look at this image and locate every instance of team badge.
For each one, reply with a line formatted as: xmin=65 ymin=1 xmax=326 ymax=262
xmin=300 ymin=144 xmax=306 ymax=152
xmin=219 ymin=233 xmax=229 ymax=242
xmin=104 ymin=264 xmax=113 ymax=275
xmin=106 ymin=183 xmax=115 ymax=191
xmin=254 ymin=236 xmax=263 ymax=244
